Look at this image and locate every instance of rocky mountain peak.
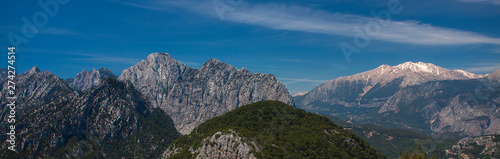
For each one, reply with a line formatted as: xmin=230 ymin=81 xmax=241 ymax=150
xmin=377 ymin=64 xmax=392 ymax=69
xmin=98 ymin=68 xmax=114 ymax=75
xmin=68 ymin=67 xmax=117 ymax=90
xmin=202 ymin=58 xmax=234 ymax=70
xmin=25 ymin=66 xmax=41 ymax=75
xmin=145 ymin=53 xmax=180 ymax=65
xmin=394 ymin=61 xmax=439 ymax=73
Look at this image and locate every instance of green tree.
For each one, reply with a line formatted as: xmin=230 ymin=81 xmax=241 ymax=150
xmin=399 ymin=142 xmax=436 ymax=159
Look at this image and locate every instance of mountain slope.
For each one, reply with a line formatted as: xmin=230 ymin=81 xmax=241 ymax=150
xmin=119 ymin=53 xmax=294 ymax=134
xmin=0 ymin=78 xmax=179 ymax=158
xmin=0 ymin=66 xmax=74 ymax=123
xmin=325 ymin=115 xmax=456 ymax=158
xmin=163 ymin=101 xmax=384 ymax=159
xmin=378 ymin=79 xmax=500 ymax=138
xmin=445 ymin=135 xmax=500 ymax=158
xmin=0 ymin=68 xmax=9 ymax=81
xmin=487 ymin=69 xmax=500 ymax=82
xmin=67 ymin=68 xmax=117 ymax=90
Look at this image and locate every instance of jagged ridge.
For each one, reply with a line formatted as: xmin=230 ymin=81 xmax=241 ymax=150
xmin=119 ymin=53 xmax=294 ymax=134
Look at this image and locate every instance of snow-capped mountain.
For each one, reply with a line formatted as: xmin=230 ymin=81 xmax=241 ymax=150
xmin=295 ymin=62 xmax=499 ymax=138
xmin=292 ymin=92 xmax=308 ymax=97
xmin=298 ymin=61 xmax=483 ymax=108
xmin=332 ymin=61 xmax=483 ymax=88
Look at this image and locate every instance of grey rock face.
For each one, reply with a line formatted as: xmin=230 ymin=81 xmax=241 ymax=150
xmin=0 ymin=77 xmax=179 ymax=158
xmin=163 ymin=130 xmax=258 ymax=159
xmin=119 ymin=53 xmax=294 ymax=134
xmin=68 ymin=68 xmax=117 ymax=90
xmin=0 ymin=66 xmax=75 ymax=122
xmin=446 ymin=135 xmax=500 ymax=158
xmin=0 ymin=68 xmax=9 ymax=81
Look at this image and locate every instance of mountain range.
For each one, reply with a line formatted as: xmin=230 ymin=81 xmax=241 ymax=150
xmin=0 ymin=53 xmax=296 ymax=158
xmin=1 ymin=53 xmax=498 ymax=158
xmin=295 ymin=61 xmax=500 ymax=138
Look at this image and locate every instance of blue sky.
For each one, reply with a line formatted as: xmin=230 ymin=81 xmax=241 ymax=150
xmin=2 ymin=0 xmax=500 ymax=94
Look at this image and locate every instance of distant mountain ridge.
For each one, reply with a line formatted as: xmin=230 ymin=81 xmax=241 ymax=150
xmin=119 ymin=53 xmax=294 ymax=134
xmin=66 ymin=68 xmax=117 ymax=90
xmin=295 ymin=61 xmax=500 ymax=138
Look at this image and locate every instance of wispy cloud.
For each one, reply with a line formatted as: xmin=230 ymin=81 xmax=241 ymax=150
xmin=458 ymin=0 xmax=500 ymax=5
xmin=36 ymin=27 xmax=124 ymax=41
xmin=38 ymin=27 xmax=85 ymax=36
xmin=79 ymin=56 xmax=142 ymax=65
xmin=109 ymin=0 xmax=164 ymax=11
xmin=276 ymin=59 xmax=311 ymax=63
xmin=279 ymin=78 xmax=328 ymax=85
xmin=23 ymin=49 xmax=142 ymax=65
xmin=116 ymin=0 xmax=500 ymax=46
xmin=464 ymin=63 xmax=500 ymax=73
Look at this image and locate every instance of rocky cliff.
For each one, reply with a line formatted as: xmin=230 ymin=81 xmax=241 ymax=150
xmin=163 ymin=130 xmax=257 ymax=159
xmin=119 ymin=53 xmax=294 ymax=134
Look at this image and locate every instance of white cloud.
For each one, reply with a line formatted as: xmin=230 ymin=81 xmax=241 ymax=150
xmin=464 ymin=63 xmax=500 ymax=73
xmin=117 ymin=0 xmax=500 ymax=45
